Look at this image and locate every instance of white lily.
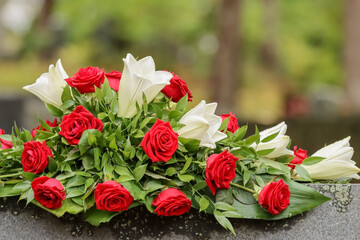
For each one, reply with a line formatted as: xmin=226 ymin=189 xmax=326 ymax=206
xmin=177 ymin=100 xmax=227 ymax=149
xmin=250 ymin=122 xmax=292 ymax=158
xmin=117 ymin=53 xmax=172 ymax=118
xmin=23 ymin=59 xmax=68 ymax=108
xmin=302 ymin=137 xmax=360 ymax=180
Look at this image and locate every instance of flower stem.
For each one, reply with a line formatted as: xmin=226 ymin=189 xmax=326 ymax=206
xmin=230 ymin=182 xmax=256 ymax=194
xmin=268 ymin=175 xmax=279 ymax=184
xmin=0 ymin=172 xmax=22 ymax=179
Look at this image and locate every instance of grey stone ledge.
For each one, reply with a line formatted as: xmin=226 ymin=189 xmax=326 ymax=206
xmin=0 ymin=184 xmax=359 ymax=240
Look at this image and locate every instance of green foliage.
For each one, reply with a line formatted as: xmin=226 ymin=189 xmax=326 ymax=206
xmin=0 ymin=70 xmax=332 ymax=233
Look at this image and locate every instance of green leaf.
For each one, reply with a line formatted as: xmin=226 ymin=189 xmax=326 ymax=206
xmin=145 ymin=171 xmax=171 ymax=180
xmin=244 ymin=134 xmax=259 ymax=146
xmin=121 ymin=181 xmax=144 ymax=200
xmin=114 ymin=166 xmax=132 ymax=176
xmin=95 ymin=86 xmax=104 ymax=101
xmin=85 ymin=207 xmax=120 ymax=226
xmin=177 ymin=174 xmax=194 ymax=182
xmin=139 ymin=117 xmax=153 ymax=129
xmin=109 ymin=138 xmax=118 ymax=150
xmin=94 ymin=148 xmax=101 ymax=170
xmin=97 ymin=112 xmax=108 ymax=120
xmin=13 ymin=181 xmax=31 ymax=192
xmin=66 ymin=175 xmax=86 ymax=188
xmin=45 ymin=103 xmax=63 ymax=117
xmin=261 ymin=132 xmax=279 ymax=143
xmin=232 ymin=188 xmax=257 ymax=205
xmin=231 ymin=177 xmax=330 ymax=220
xmin=193 ymin=181 xmax=207 ymax=191
xmin=199 ymin=196 xmax=209 ymax=212
xmin=275 ymin=155 xmax=293 ymax=164
xmin=216 ymin=189 xmax=234 ymax=205
xmin=78 ymin=131 xmax=89 ymax=155
xmin=22 ymin=172 xmax=37 ymax=181
xmin=117 ymin=175 xmax=135 ymax=183
xmin=60 ymin=100 xmax=75 ymax=110
xmin=19 ymin=188 xmax=34 ymax=206
xmin=32 ymin=198 xmax=84 ymax=218
xmin=0 ymin=184 xmax=22 ymax=197
xmin=64 ymin=151 xmax=80 ymax=162
xmin=243 ymin=171 xmax=251 ymax=186
xmin=56 ymin=171 xmax=75 ymax=181
xmin=48 ymin=157 xmax=58 ymax=172
xmin=180 ymin=157 xmax=192 ymax=174
xmin=214 ymin=211 xmax=236 ymax=235
xmin=256 ymin=148 xmax=275 ymax=156
xmin=145 ymin=180 xmax=164 ymax=192
xmin=254 ymin=175 xmax=265 ymax=187
xmin=301 ymin=156 xmax=326 ymax=166
xmin=88 ymin=132 xmax=96 ymax=146
xmin=61 ymin=84 xmax=73 ymax=102
xmin=103 ymin=164 xmax=114 ymax=181
xmin=85 ymin=178 xmax=95 ymax=190
xmin=295 ymin=165 xmax=312 ymax=181
xmin=103 ymin=78 xmax=114 ymax=103
xmin=134 ymin=164 xmax=147 ymax=182
xmin=66 ymin=186 xmax=85 ymax=198
xmin=145 ymin=195 xmax=155 ymax=212
xmin=175 ymin=94 xmax=188 ymax=112
xmin=234 ymin=125 xmax=248 ymax=141
xmin=165 ymin=167 xmax=177 ymax=176
xmin=215 ymin=202 xmax=237 ymax=211
xmin=219 ymin=116 xmax=230 ymax=132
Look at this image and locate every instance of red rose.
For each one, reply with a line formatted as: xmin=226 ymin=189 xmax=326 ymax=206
xmin=31 ymin=176 xmax=66 ymax=209
xmin=258 ymin=179 xmax=290 ymax=215
xmin=205 ymin=150 xmax=238 ymax=195
xmin=220 ymin=112 xmax=239 ymax=133
xmin=65 ymin=67 xmax=105 ymax=94
xmin=31 ymin=118 xmax=58 ymax=138
xmin=105 ymin=71 xmax=122 ymax=92
xmin=152 ymin=188 xmax=192 ymax=216
xmin=141 ymin=119 xmax=178 ymax=163
xmin=161 ymin=72 xmax=193 ymax=102
xmin=59 ymin=105 xmax=103 ymax=145
xmin=288 ymin=146 xmax=308 ymax=169
xmin=94 ymin=181 xmax=134 ymax=212
xmin=21 ymin=141 xmax=53 ymax=174
xmin=0 ymin=129 xmax=13 ymax=149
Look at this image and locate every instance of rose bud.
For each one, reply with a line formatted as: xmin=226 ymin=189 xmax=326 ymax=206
xmin=288 ymin=146 xmax=307 ymax=169
xmin=141 ymin=119 xmax=178 ymax=163
xmin=0 ymin=129 xmax=13 ymax=149
xmin=161 ymin=72 xmax=193 ymax=102
xmin=21 ymin=141 xmax=53 ymax=174
xmin=152 ymin=188 xmax=192 ymax=216
xmin=32 ymin=176 xmax=66 ymax=209
xmin=258 ymin=179 xmax=290 ymax=215
xmin=65 ymin=66 xmax=105 ymax=94
xmin=59 ymin=105 xmax=103 ymax=145
xmin=31 ymin=118 xmax=58 ymax=139
xmin=105 ymin=71 xmax=122 ymax=92
xmin=220 ymin=112 xmax=239 ymax=133
xmin=94 ymin=181 xmax=134 ymax=212
xmin=205 ymin=150 xmax=238 ymax=195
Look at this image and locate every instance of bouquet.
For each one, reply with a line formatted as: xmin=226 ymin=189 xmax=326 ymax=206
xmin=0 ymin=53 xmax=359 ymax=234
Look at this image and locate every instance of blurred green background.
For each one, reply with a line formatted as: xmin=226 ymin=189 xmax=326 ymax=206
xmin=1 ymin=0 xmax=360 ymax=159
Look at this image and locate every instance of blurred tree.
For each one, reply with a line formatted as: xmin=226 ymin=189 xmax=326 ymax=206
xmin=210 ymin=0 xmax=241 ymax=114
xmin=345 ymin=0 xmax=360 ymax=113
xmin=260 ymin=0 xmax=278 ymax=69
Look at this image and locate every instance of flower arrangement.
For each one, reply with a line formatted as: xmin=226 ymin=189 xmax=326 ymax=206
xmin=0 ymin=54 xmax=359 ymax=234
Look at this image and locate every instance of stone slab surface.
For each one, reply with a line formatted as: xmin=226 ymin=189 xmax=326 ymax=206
xmin=0 ymin=184 xmax=359 ymax=240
